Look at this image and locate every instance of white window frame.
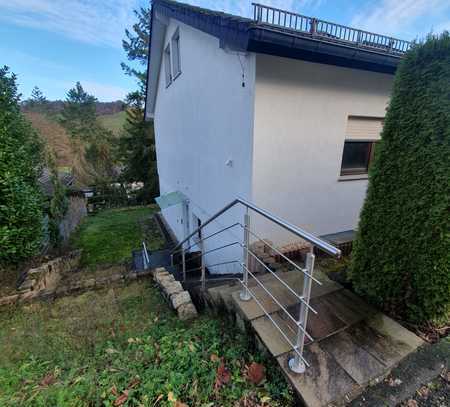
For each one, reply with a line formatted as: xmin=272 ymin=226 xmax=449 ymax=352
xmin=171 ymin=28 xmax=181 ymax=79
xmin=164 ymin=43 xmax=172 ymax=87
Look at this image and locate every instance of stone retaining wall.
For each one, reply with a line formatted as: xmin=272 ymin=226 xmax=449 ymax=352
xmin=0 ymin=250 xmax=82 ymax=306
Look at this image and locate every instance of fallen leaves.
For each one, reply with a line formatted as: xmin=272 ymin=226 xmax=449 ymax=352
xmin=114 ymin=390 xmax=128 ymax=406
xmin=246 ymin=362 xmax=266 ymax=385
xmin=40 ymin=373 xmax=56 ymax=387
xmin=214 ymin=361 xmax=231 ymax=391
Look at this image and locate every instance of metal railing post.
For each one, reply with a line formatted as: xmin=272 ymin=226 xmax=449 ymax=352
xmin=240 ymin=209 xmax=251 ymax=301
xmin=289 ymin=249 xmax=315 ymax=373
xmin=200 ymin=240 xmax=206 ymax=291
xmin=182 ymin=249 xmax=186 ymax=282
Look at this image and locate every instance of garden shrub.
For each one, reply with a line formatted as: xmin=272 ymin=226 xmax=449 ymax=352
xmin=0 ymin=66 xmax=45 ymax=263
xmin=350 ymin=33 xmax=450 ymax=323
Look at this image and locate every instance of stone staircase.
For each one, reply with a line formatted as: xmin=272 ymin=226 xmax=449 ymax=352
xmin=205 ymin=268 xmax=424 ymax=406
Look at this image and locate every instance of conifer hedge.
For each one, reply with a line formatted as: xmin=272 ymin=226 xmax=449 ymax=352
xmin=350 ymin=33 xmax=450 ymax=323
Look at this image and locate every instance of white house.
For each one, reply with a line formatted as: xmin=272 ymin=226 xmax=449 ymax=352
xmin=145 ymin=0 xmax=411 ymax=274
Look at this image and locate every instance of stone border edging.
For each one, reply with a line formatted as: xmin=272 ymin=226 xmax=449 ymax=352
xmin=153 ymin=267 xmax=198 ymax=321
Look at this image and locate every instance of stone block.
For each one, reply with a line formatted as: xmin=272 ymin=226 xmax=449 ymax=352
xmin=164 ymin=281 xmax=183 ymax=296
xmin=177 ymin=302 xmax=198 ymax=320
xmin=170 ymin=291 xmax=192 ymax=309
xmin=154 ymin=269 xmax=170 ymax=284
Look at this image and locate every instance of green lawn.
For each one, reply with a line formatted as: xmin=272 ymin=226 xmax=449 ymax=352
xmin=71 ymin=206 xmax=164 ymax=268
xmin=0 ymin=207 xmax=293 ymax=406
xmin=98 ymin=111 xmax=127 ymax=136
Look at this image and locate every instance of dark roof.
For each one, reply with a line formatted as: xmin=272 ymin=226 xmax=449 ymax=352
xmin=152 ymin=0 xmax=412 ymax=74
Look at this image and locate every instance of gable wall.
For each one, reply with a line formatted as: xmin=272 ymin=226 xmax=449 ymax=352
xmin=153 ymin=19 xmax=256 ymax=273
xmin=251 ymin=54 xmax=393 ymax=244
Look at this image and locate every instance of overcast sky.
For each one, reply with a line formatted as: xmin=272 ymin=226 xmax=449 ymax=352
xmin=1 ymin=0 xmax=448 ymax=101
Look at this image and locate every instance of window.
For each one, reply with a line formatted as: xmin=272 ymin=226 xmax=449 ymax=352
xmin=164 ymin=44 xmax=172 ymax=87
xmin=171 ymin=29 xmax=181 ymax=78
xmin=340 ymin=141 xmax=376 ymax=176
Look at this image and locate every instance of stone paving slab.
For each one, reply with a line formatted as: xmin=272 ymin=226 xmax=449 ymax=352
xmin=251 ymin=292 xmax=350 ymax=357
xmin=320 ymin=329 xmax=388 ymax=385
xmin=277 ymin=342 xmax=362 ymax=407
xmin=231 ymin=271 xmax=341 ymax=321
xmin=346 ymin=321 xmax=406 ymax=367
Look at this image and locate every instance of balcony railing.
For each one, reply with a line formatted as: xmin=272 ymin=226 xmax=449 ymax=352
xmin=252 ymin=3 xmax=412 ymax=56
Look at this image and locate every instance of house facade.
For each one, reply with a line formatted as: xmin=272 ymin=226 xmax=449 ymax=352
xmin=145 ymin=0 xmax=410 ymax=273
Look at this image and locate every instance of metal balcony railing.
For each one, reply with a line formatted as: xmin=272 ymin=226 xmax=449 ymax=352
xmin=252 ymin=3 xmax=412 ymax=56
xmin=170 ymin=197 xmax=341 ymax=374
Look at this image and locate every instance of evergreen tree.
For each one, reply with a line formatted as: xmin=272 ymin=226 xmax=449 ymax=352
xmin=23 ymin=86 xmax=48 ymax=113
xmin=30 ymin=86 xmax=46 ymax=104
xmin=60 ymin=82 xmax=98 ymax=140
xmin=119 ymin=6 xmax=159 ymax=202
xmin=0 ymin=66 xmax=45 ymax=263
xmin=350 ymin=33 xmax=450 ymax=323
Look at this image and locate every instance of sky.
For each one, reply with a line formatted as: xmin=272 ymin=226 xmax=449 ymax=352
xmin=0 ymin=0 xmax=449 ymax=102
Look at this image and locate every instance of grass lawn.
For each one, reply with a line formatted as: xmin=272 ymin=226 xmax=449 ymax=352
xmin=0 ymin=206 xmax=293 ymax=406
xmin=98 ymin=111 xmax=127 ymax=136
xmin=71 ymin=205 xmax=164 ymax=268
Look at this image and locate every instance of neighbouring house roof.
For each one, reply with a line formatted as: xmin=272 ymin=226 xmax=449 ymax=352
xmin=145 ymin=0 xmax=412 ymax=118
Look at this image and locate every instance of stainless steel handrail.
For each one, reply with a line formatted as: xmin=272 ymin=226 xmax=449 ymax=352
xmin=171 ymin=198 xmax=341 ymax=258
xmin=170 ymin=196 xmax=340 ymax=374
xmin=239 ymin=224 xmax=322 ymax=285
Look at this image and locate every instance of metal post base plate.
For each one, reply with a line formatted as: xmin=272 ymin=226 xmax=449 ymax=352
xmin=288 ymin=357 xmax=306 ymax=374
xmin=239 ymin=290 xmax=251 ymax=301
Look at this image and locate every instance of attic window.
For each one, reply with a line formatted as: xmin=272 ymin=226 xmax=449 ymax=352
xmin=164 ymin=44 xmax=172 ymax=87
xmin=171 ymin=29 xmax=181 ymax=79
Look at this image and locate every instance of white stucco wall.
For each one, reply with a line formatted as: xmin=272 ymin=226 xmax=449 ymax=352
xmin=251 ymin=54 xmax=393 ymax=243
xmin=153 ymin=19 xmax=256 ymax=273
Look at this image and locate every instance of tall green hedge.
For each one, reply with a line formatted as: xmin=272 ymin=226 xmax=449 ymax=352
xmin=351 ymin=33 xmax=450 ymax=323
xmin=0 ymin=67 xmax=45 ymax=263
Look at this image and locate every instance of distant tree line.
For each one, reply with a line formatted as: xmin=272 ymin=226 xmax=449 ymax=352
xmin=21 ymin=91 xmax=125 ymax=116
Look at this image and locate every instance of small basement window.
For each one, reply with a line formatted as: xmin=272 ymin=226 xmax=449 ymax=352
xmin=164 ymin=44 xmax=172 ymax=87
xmin=171 ymin=29 xmax=181 ymax=78
xmin=340 ymin=141 xmax=376 ymax=176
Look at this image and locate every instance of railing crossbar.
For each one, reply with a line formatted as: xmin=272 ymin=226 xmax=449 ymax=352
xmin=174 ymin=222 xmax=240 ymax=254
xmin=184 ymin=259 xmax=241 ymax=274
xmin=185 ymin=241 xmax=240 ymax=264
xmin=239 ymin=280 xmax=310 ymax=367
xmin=242 ymin=247 xmax=318 ymax=315
xmin=240 ymin=224 xmax=322 ymax=285
xmin=242 ymin=264 xmax=315 ymax=340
